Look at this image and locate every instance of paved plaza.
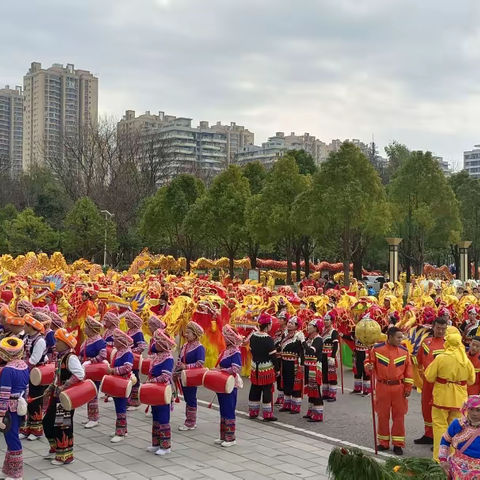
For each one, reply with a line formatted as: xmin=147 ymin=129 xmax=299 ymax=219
xmin=1 ymin=399 xmax=335 ymax=480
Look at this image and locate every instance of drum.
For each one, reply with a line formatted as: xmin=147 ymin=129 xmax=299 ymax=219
xmin=141 ymin=357 xmax=152 ymax=376
xmin=100 ymin=374 xmax=134 ymax=398
xmin=30 ymin=364 xmax=55 ymax=386
xmin=84 ymin=361 xmax=109 ymax=382
xmin=106 ymin=345 xmax=114 ymax=361
xmin=203 ymin=371 xmax=235 ymax=394
xmin=59 ymin=380 xmax=98 ymax=411
xmin=110 ymin=349 xmax=143 ymax=372
xmin=139 ymin=383 xmax=172 ymax=406
xmin=181 ymin=368 xmax=209 ymax=388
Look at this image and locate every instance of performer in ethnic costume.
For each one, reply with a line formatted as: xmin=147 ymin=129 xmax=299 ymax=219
xmin=102 ymin=312 xmax=120 ymax=347
xmin=16 ymin=301 xmax=34 ymax=318
xmin=147 ymin=315 xmax=166 ymax=355
xmin=45 ymin=312 xmax=64 ymax=363
xmin=215 ymin=325 xmax=242 ymax=447
xmin=439 ymin=395 xmax=480 ymax=479
xmin=425 ymin=331 xmax=476 ymax=461
xmin=279 ymin=316 xmax=304 ymax=414
xmin=302 ymin=319 xmax=324 ymax=422
xmin=414 ymin=317 xmax=447 ymax=445
xmin=176 ymin=321 xmax=205 ymax=431
xmin=43 ymin=328 xmax=85 ymax=465
xmin=248 ymin=313 xmax=278 ymax=422
xmin=79 ymin=316 xmax=106 ymax=429
xmin=460 ymin=305 xmax=480 ymax=348
xmin=321 ymin=313 xmax=339 ymax=402
xmin=146 ymin=329 xmax=175 ymax=455
xmin=19 ymin=315 xmax=46 ymax=441
xmin=2 ymin=316 xmax=25 ymax=343
xmin=0 ymin=337 xmax=29 ymax=480
xmin=366 ymin=327 xmax=413 ymax=455
xmin=344 ymin=318 xmax=371 ymax=396
xmin=125 ymin=311 xmax=147 ymax=411
xmin=273 ymin=311 xmax=287 ymax=406
xmin=468 ymin=336 xmax=480 ymax=396
xmin=108 ymin=329 xmax=133 ymax=443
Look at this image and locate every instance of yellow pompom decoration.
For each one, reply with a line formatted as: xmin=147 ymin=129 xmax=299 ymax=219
xmin=355 ymin=315 xmax=382 ymax=347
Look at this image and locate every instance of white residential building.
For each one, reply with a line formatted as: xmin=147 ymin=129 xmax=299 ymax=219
xmin=464 ymin=146 xmax=480 ymax=178
xmin=0 ymin=85 xmax=23 ymax=176
xmin=433 ymin=156 xmax=452 ymax=176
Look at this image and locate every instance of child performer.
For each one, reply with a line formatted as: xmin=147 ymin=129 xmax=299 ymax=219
xmin=175 ymin=321 xmax=205 ymax=431
xmin=79 ymin=316 xmax=107 ymax=429
xmin=45 ymin=312 xmax=65 ymax=363
xmin=146 ymin=329 xmax=175 ymax=455
xmin=102 ymin=312 xmax=120 ymax=348
xmin=43 ymin=329 xmax=85 ymax=465
xmin=0 ymin=337 xmax=29 ymax=479
xmin=147 ymin=316 xmax=166 ymax=355
xmin=125 ymin=311 xmax=147 ymax=411
xmin=215 ymin=325 xmax=243 ymax=448
xmin=107 ymin=329 xmax=133 ymax=443
xmin=20 ymin=315 xmax=46 ymax=441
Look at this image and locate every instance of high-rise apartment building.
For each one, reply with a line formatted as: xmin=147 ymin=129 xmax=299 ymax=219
xmin=118 ymin=111 xmax=253 ymax=180
xmin=0 ymin=86 xmax=23 ymax=176
xmin=464 ymin=146 xmax=480 ymax=178
xmin=23 ymin=62 xmax=98 ymax=169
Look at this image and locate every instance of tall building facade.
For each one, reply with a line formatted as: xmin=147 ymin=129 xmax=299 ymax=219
xmin=118 ymin=111 xmax=252 ymax=179
xmin=0 ymin=86 xmax=23 ymax=176
xmin=23 ymin=62 xmax=98 ymax=169
xmin=464 ymin=145 xmax=480 ymax=178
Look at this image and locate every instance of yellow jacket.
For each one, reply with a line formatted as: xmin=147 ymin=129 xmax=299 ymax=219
xmin=425 ymin=350 xmax=476 ymax=410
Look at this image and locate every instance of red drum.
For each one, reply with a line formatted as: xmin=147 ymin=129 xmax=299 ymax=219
xmin=110 ymin=349 xmax=143 ymax=372
xmin=203 ymin=371 xmax=235 ymax=394
xmin=30 ymin=364 xmax=55 ymax=386
xmin=59 ymin=380 xmax=98 ymax=411
xmin=139 ymin=383 xmax=172 ymax=406
xmin=84 ymin=361 xmax=109 ymax=382
xmin=141 ymin=357 xmax=152 ymax=376
xmin=100 ymin=374 xmax=134 ymax=398
xmin=106 ymin=345 xmax=114 ymax=360
xmin=181 ymin=368 xmax=209 ymax=388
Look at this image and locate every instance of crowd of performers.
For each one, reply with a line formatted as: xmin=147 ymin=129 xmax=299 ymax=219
xmin=2 ymin=271 xmax=480 ymax=477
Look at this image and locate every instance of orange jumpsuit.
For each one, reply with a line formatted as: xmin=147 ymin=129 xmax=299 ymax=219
xmin=467 ymin=352 xmax=480 ymax=396
xmin=366 ymin=342 xmax=413 ymax=448
xmin=415 ymin=336 xmax=445 ymax=438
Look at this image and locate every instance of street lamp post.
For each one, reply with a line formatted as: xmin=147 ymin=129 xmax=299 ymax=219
xmin=101 ymin=210 xmax=114 ymax=270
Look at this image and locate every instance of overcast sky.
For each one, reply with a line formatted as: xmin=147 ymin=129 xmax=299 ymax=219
xmin=2 ymin=0 xmax=479 ymax=167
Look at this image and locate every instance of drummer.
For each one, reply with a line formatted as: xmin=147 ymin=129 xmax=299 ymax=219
xmin=215 ymin=325 xmax=243 ymax=448
xmin=125 ymin=311 xmax=147 ymax=411
xmin=2 ymin=315 xmax=25 ymax=343
xmin=0 ymin=336 xmax=29 ymax=480
xmin=145 ymin=329 xmax=175 ymax=456
xmin=147 ymin=315 xmax=166 ymax=355
xmin=79 ymin=316 xmax=107 ymax=430
xmin=43 ymin=328 xmax=85 ymax=466
xmin=45 ymin=312 xmax=65 ymax=363
xmin=20 ymin=314 xmax=46 ymax=441
xmin=107 ymin=329 xmax=134 ymax=443
xmin=175 ymin=321 xmax=205 ymax=431
xmin=102 ymin=311 xmax=120 ymax=348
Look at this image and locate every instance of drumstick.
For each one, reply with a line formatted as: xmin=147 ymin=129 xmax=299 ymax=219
xmin=27 ymin=393 xmax=47 ymax=403
xmin=208 ymin=393 xmax=216 ymax=409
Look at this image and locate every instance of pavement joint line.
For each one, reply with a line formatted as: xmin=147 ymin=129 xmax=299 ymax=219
xmin=193 ymin=397 xmax=393 ymax=460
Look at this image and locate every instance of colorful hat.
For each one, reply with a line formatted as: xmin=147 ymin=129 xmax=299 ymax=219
xmin=467 ymin=305 xmax=479 ymax=315
xmin=154 ymin=329 xmax=176 ymax=352
xmin=0 ymin=305 xmax=16 ymax=320
xmin=85 ymin=316 xmax=103 ymax=334
xmin=258 ymin=313 xmax=272 ymax=325
xmin=48 ymin=312 xmax=65 ymax=329
xmin=55 ymin=328 xmax=77 ymax=349
xmin=148 ymin=315 xmax=166 ymax=332
xmin=222 ymin=324 xmax=243 ymax=346
xmin=438 ymin=306 xmax=449 ymax=318
xmin=5 ymin=316 xmax=25 ymax=326
xmin=103 ymin=312 xmax=120 ymax=328
xmin=17 ymin=300 xmax=34 ymax=314
xmin=125 ymin=311 xmax=143 ymax=329
xmin=287 ymin=316 xmax=302 ymax=329
xmin=24 ymin=314 xmax=45 ymax=334
xmin=33 ymin=311 xmax=51 ymax=325
xmin=0 ymin=336 xmax=24 ymax=362
xmin=462 ymin=395 xmax=480 ymax=416
xmin=186 ymin=321 xmax=204 ymax=338
xmin=113 ymin=328 xmax=133 ymax=349
xmin=309 ymin=318 xmax=323 ymax=331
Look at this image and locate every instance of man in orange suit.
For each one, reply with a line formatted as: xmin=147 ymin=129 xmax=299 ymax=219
xmin=366 ymin=327 xmax=413 ymax=456
xmin=467 ymin=336 xmax=480 ymax=396
xmin=414 ymin=317 xmax=447 ymax=445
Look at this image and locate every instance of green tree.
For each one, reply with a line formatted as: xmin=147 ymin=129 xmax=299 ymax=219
xmin=0 ymin=204 xmax=18 ymax=254
xmin=247 ymin=156 xmax=308 ymax=284
xmin=242 ymin=162 xmax=267 ymax=195
xmin=198 ymin=166 xmax=251 ymax=277
xmin=141 ymin=174 xmax=206 ymax=272
xmin=63 ymin=197 xmax=117 ymax=261
xmin=385 ymin=141 xmax=411 ymax=182
xmin=311 ymin=142 xmax=390 ymax=285
xmin=288 ymin=150 xmax=317 ymax=175
xmin=5 ymin=208 xmax=58 ymax=255
xmin=450 ymin=171 xmax=480 ymax=279
xmin=389 ymin=151 xmax=461 ymax=280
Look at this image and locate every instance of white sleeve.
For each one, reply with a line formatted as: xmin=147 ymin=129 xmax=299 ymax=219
xmin=68 ymin=355 xmax=86 ymax=380
xmin=29 ymin=338 xmax=47 ymax=366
